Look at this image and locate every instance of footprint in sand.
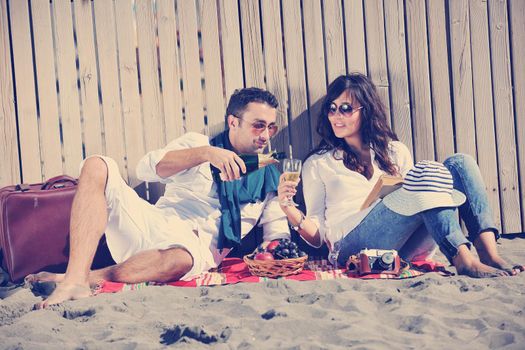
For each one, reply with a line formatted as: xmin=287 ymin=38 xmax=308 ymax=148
xmin=261 ymin=309 xmax=287 ymax=320
xmin=0 ymin=302 xmax=34 ymax=326
xmin=201 ymin=297 xmax=224 ymax=303
xmin=62 ymin=308 xmax=96 ymax=321
xmin=286 ymin=293 xmax=321 ymax=305
xmin=159 ymin=324 xmax=231 ymax=345
xmin=235 ymin=292 xmax=251 ymax=299
xmin=398 ymin=315 xmax=429 ymax=334
xmin=111 ymin=303 xmax=128 ymax=313
xmin=488 ymin=332 xmax=515 ymax=348
xmin=407 ymin=280 xmax=429 ymax=291
xmin=286 ymin=292 xmax=336 ymax=307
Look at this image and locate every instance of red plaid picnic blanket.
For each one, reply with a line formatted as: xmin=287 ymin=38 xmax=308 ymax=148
xmin=95 ymin=258 xmax=451 ymax=294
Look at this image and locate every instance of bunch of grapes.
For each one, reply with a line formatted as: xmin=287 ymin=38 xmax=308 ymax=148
xmin=256 ymin=238 xmax=306 ymax=260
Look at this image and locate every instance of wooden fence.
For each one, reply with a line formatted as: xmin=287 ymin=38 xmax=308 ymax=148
xmin=1 ymin=0 xmax=524 ymax=233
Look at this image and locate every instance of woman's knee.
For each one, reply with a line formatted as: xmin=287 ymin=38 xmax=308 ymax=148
xmin=443 ymin=153 xmax=476 ymax=169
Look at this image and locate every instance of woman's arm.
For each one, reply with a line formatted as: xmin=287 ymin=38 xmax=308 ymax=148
xmin=391 ymin=141 xmax=414 ymax=177
xmin=278 ymin=195 xmax=322 ymax=247
xmin=277 ymin=158 xmax=326 ymax=248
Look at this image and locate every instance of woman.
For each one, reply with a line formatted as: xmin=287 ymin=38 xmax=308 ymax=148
xmin=279 ymin=73 xmax=520 ymax=278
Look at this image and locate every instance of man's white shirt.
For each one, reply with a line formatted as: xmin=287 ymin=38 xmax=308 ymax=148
xmin=136 ymin=132 xmax=290 ymax=269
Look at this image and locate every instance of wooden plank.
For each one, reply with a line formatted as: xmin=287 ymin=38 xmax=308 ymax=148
xmin=73 ymin=0 xmax=104 ymax=157
xmin=448 ymin=0 xmax=477 ymax=159
xmin=405 ymin=0 xmax=434 ymax=161
xmin=199 ymin=0 xmax=226 ymax=137
xmin=177 ymin=0 xmax=205 ymax=132
xmin=426 ymin=0 xmax=454 ymax=162
xmin=509 ymin=0 xmax=525 ymax=230
xmin=282 ymin=0 xmax=311 ymax=161
xmin=260 ymin=0 xmax=289 ymax=154
xmin=30 ymin=0 xmax=63 ymax=179
xmin=363 ymin=0 xmax=391 ymax=126
xmin=383 ymin=0 xmax=413 ymax=154
xmin=136 ymin=0 xmax=165 ymax=151
xmin=322 ymin=0 xmax=346 ymax=82
xmin=302 ymin=0 xmax=326 ymax=148
xmin=115 ymin=0 xmax=145 ymax=186
xmin=0 ymin=0 xmax=20 ymax=186
xmin=468 ymin=0 xmax=502 ymax=231
xmin=93 ymin=0 xmax=127 ymax=176
xmin=217 ymin=0 xmax=244 ymax=100
xmin=240 ymin=0 xmax=265 ymax=88
xmin=343 ymin=0 xmax=367 ymax=74
xmin=157 ymin=0 xmax=184 ymax=141
xmin=53 ymin=0 xmax=84 ymax=177
xmin=488 ymin=0 xmax=521 ymax=233
xmin=9 ymin=0 xmax=42 ymax=182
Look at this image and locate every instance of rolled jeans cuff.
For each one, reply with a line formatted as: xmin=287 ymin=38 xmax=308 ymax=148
xmin=439 ymin=230 xmax=471 ymax=263
xmin=468 ymin=224 xmax=500 ymax=243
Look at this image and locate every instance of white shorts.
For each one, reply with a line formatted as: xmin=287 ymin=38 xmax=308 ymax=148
xmin=80 ymin=155 xmax=205 ymax=281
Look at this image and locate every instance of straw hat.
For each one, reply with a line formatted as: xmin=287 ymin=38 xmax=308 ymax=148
xmin=382 ymin=160 xmax=466 ymax=216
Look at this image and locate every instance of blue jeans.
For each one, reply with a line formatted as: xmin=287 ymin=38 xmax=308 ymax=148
xmin=334 ymin=153 xmax=499 ymax=267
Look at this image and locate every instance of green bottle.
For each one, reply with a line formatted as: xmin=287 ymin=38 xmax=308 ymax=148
xmin=241 ymin=152 xmax=286 ymax=174
xmin=212 ymin=152 xmax=286 ymax=178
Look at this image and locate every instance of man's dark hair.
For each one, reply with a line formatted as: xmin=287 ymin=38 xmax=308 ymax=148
xmin=225 ymin=87 xmax=278 ymax=119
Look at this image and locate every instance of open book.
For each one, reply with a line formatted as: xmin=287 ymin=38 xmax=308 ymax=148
xmin=360 ymin=175 xmax=403 ymax=210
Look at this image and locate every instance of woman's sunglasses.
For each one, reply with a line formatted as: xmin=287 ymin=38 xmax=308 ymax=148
xmin=328 ymin=102 xmax=363 ymax=117
xmin=232 ymin=115 xmax=279 ymax=136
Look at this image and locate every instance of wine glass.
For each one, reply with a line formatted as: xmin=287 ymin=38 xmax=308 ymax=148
xmin=281 ymin=158 xmax=302 ymax=206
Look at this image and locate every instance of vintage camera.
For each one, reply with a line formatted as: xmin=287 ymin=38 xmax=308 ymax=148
xmin=358 ymin=248 xmax=401 ymax=276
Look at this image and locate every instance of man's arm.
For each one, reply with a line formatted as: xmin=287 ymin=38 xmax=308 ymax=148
xmin=156 ymin=145 xmax=247 ymax=180
xmin=259 ymin=193 xmax=291 ymax=243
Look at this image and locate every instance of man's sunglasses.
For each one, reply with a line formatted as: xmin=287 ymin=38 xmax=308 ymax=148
xmin=232 ymin=115 xmax=279 ymax=136
xmin=328 ymin=102 xmax=363 ymax=117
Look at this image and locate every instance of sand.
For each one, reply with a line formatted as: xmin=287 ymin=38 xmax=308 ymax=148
xmin=1 ymin=236 xmax=524 ymax=350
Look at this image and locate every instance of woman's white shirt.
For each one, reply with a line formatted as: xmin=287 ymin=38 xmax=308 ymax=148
xmin=301 ymin=141 xmax=413 ymax=250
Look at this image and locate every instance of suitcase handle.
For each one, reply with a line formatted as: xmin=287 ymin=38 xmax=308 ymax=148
xmin=15 ymin=184 xmax=31 ymax=192
xmin=41 ymin=175 xmax=78 ymax=190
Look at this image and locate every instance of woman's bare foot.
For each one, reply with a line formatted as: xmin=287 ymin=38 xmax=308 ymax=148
xmin=25 ymin=272 xmax=65 ymax=284
xmin=472 ymin=230 xmax=522 ymax=275
xmin=476 ymin=251 xmax=519 ymax=275
xmin=455 ymin=259 xmax=509 ymax=278
xmin=36 ymin=282 xmax=92 ymax=309
xmin=453 ymin=244 xmax=510 ymax=278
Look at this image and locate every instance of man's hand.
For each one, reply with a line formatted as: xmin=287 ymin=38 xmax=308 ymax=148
xmin=207 ymin=146 xmax=247 ymax=181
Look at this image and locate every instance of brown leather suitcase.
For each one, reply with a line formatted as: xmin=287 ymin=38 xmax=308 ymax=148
xmin=0 ymin=175 xmax=114 ymax=283
xmin=0 ymin=176 xmax=77 ymax=282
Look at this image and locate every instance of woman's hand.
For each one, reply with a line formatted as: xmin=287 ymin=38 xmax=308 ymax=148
xmin=278 ymin=173 xmax=300 ymax=209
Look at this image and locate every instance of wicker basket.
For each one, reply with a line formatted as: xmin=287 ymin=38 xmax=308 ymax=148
xmin=243 ymin=254 xmax=308 ymax=278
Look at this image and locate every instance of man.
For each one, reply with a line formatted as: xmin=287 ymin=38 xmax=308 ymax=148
xmin=29 ymin=88 xmax=290 ymax=307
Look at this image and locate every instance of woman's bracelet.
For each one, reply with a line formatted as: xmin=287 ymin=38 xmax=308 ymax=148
xmin=290 ymin=211 xmax=306 ymax=231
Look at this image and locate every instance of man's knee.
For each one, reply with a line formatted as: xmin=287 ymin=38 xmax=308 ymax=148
xmin=80 ymin=157 xmax=109 ymax=189
xmin=158 ymin=247 xmax=194 ymax=282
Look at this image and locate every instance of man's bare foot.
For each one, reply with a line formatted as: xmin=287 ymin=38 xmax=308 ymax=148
xmin=26 ymin=271 xmax=105 ymax=288
xmin=36 ymin=282 xmax=92 ymax=309
xmin=456 ymin=259 xmax=510 ymax=278
xmin=25 ymin=272 xmax=64 ymax=284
